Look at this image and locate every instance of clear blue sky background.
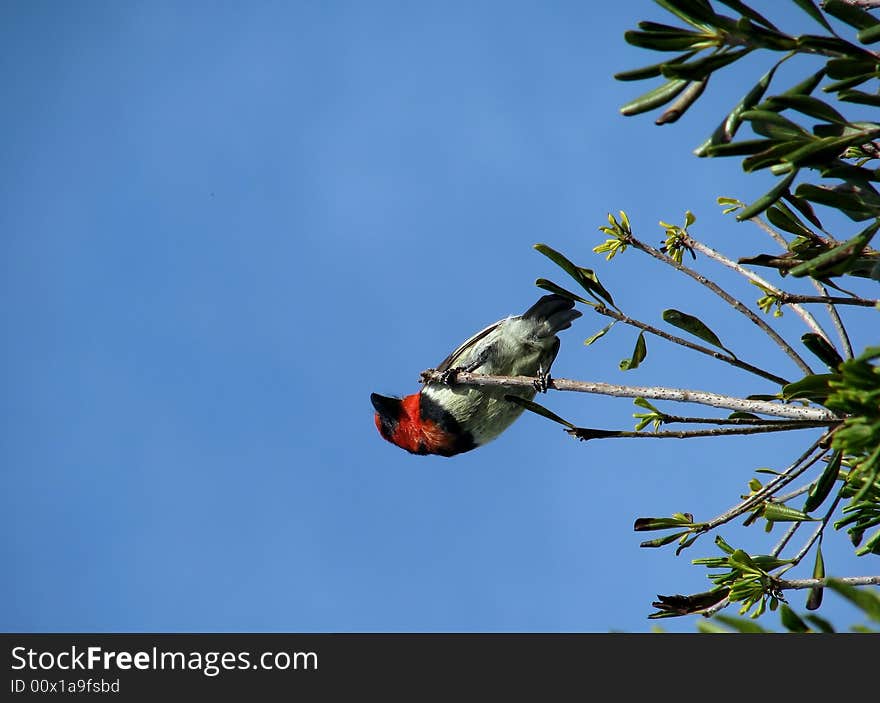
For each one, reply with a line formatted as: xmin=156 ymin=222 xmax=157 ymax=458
xmin=2 ymin=1 xmax=876 ymax=633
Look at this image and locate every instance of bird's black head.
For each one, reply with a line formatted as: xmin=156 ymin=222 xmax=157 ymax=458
xmin=371 ymin=392 xmax=402 ymax=441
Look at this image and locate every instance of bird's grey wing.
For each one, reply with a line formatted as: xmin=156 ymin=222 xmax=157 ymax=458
xmin=434 ymin=319 xmax=504 ymax=373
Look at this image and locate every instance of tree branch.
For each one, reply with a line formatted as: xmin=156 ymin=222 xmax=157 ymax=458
xmin=775 ymin=575 xmax=880 ymax=590
xmin=682 ymin=234 xmax=835 ymax=343
xmin=419 ymin=369 xmax=840 ymax=421
xmin=593 ymin=304 xmax=790 ymax=386
xmin=570 ymin=423 xmax=834 ymax=441
xmin=625 ymin=234 xmax=816 ymax=375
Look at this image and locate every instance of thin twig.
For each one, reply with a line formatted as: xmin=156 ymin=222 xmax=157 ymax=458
xmin=775 ymin=493 xmax=844 ymax=577
xmin=683 ymin=234 xmax=834 ymax=343
xmin=770 ymin=522 xmax=802 ymax=558
xmin=626 ymin=234 xmax=815 ymax=375
xmin=699 ymin=435 xmax=831 ymax=532
xmin=749 ymin=216 xmax=856 ymax=360
xmin=569 ymin=423 xmax=831 ymax=440
xmin=774 ymin=482 xmax=814 ymax=503
xmin=594 ymin=304 xmax=790 ymax=386
xmin=659 ymin=415 xmax=834 ymax=426
xmin=775 ymin=575 xmax=880 ymax=590
xmin=812 ymin=280 xmax=854 ymax=359
xmin=419 ymin=369 xmax=840 ymax=421
xmin=776 ymin=292 xmax=878 ymax=307
xmin=749 ymin=216 xmax=790 ymax=249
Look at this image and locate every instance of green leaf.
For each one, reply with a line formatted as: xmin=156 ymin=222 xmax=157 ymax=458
xmin=534 ymin=244 xmax=616 ymax=307
xmin=825 ymin=579 xmax=880 ymax=622
xmin=858 ymin=23 xmax=880 ymax=44
xmin=801 ymin=333 xmax=844 ymax=370
xmin=736 ymin=170 xmax=798 ymax=220
xmin=791 ymin=0 xmax=835 ymax=33
xmin=503 ymin=395 xmax=575 ymax=429
xmin=779 ymin=604 xmax=810 ymax=632
xmin=714 ymin=535 xmax=736 ymax=554
xmin=654 ymin=0 xmax=718 ymax=28
xmin=782 ymin=373 xmax=837 ymax=402
xmin=661 ymin=48 xmax=750 ymax=81
xmin=759 ymin=503 xmax=816 ymax=523
xmin=534 ymin=278 xmax=593 ymax=306
xmin=793 ymin=183 xmax=880 ymax=222
xmin=620 ymin=77 xmax=691 ymax=116
xmin=783 ymin=129 xmax=880 ymax=168
xmin=634 ymin=514 xmax=695 ymax=531
xmin=763 ymin=94 xmax=848 ymax=124
xmin=624 ymin=30 xmax=710 ymax=52
xmin=620 ymin=331 xmax=647 ymax=371
xmin=728 ymin=549 xmax=760 ymax=573
xmin=788 ymin=220 xmax=880 ymax=276
xmin=825 ymin=58 xmax=878 ymax=80
xmin=584 ymin=320 xmax=615 ymax=346
xmin=640 ymin=531 xmax=691 ymax=548
xmin=742 ymin=140 xmax=806 ymax=172
xmin=806 ymin=545 xmax=825 ymax=611
xmin=661 ymin=308 xmax=734 ymax=356
xmin=805 ymin=451 xmax=843 ymax=513
xmin=781 ymin=68 xmax=828 ymax=98
xmin=804 ymin=613 xmax=835 ymax=632
xmin=614 ymin=50 xmax=699 ymax=81
xmin=822 ymin=0 xmax=880 ymax=30
xmin=765 ymin=203 xmax=816 ymax=238
xmin=741 ymin=109 xmax=809 ymax=139
xmin=797 ymin=34 xmax=877 ymax=60
xmin=714 ymin=0 xmax=779 ymax=31
xmin=701 ymin=139 xmax=779 ymax=157
xmin=655 ymin=77 xmax=709 ymax=125
xmin=838 ymin=90 xmax=880 ymax=107
xmin=634 ymin=397 xmax=662 ymax=413
xmin=695 ymin=62 xmax=785 ymax=156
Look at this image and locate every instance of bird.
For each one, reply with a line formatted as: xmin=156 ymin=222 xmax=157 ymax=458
xmin=371 ymin=293 xmax=581 ymax=456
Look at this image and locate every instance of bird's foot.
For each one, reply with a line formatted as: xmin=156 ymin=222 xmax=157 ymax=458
xmin=533 ymin=367 xmax=551 ymax=393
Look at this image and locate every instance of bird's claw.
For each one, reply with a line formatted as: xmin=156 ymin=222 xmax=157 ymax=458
xmin=439 ymin=367 xmax=462 ymax=385
xmin=533 ymin=369 xmax=551 ymax=393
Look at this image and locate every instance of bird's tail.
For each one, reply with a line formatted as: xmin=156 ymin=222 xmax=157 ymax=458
xmin=521 ymin=294 xmax=581 ymax=336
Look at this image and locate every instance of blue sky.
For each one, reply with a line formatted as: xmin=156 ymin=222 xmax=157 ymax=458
xmin=2 ymin=1 xmax=876 ymax=633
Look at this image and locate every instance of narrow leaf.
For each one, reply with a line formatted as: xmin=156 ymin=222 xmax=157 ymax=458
xmin=759 ymin=503 xmax=817 ymax=523
xmin=620 ymin=331 xmax=647 ymax=371
xmin=662 ymin=308 xmax=734 ymax=356
xmin=781 ymin=373 xmax=837 ymax=402
xmin=584 ymin=320 xmax=616 ymax=346
xmin=791 ymin=0 xmax=834 ymax=33
xmin=779 ymin=604 xmax=810 ymax=632
xmin=766 ymin=203 xmax=816 ymax=237
xmin=714 ymin=0 xmax=779 ymax=30
xmin=858 ymin=23 xmax=880 ymax=44
xmin=534 ymin=244 xmax=616 ymax=307
xmin=736 ymin=170 xmax=798 ymax=220
xmin=656 ymin=77 xmax=709 ymax=125
xmin=805 ymin=450 xmax=842 ymax=513
xmin=825 ymin=579 xmax=880 ymax=622
xmin=789 ymin=221 xmax=880 ymax=276
xmin=640 ymin=531 xmax=691 ymax=548
xmin=801 ymin=333 xmax=844 ymax=371
xmin=660 ymin=48 xmax=750 ymax=81
xmin=634 ymin=515 xmax=695 ymax=531
xmin=806 ymin=545 xmax=825 ymax=610
xmin=535 ymin=278 xmax=592 ymax=306
xmin=694 ymin=62 xmax=784 ymax=156
xmin=763 ymin=94 xmax=848 ymax=124
xmin=614 ymin=50 xmax=699 ymax=81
